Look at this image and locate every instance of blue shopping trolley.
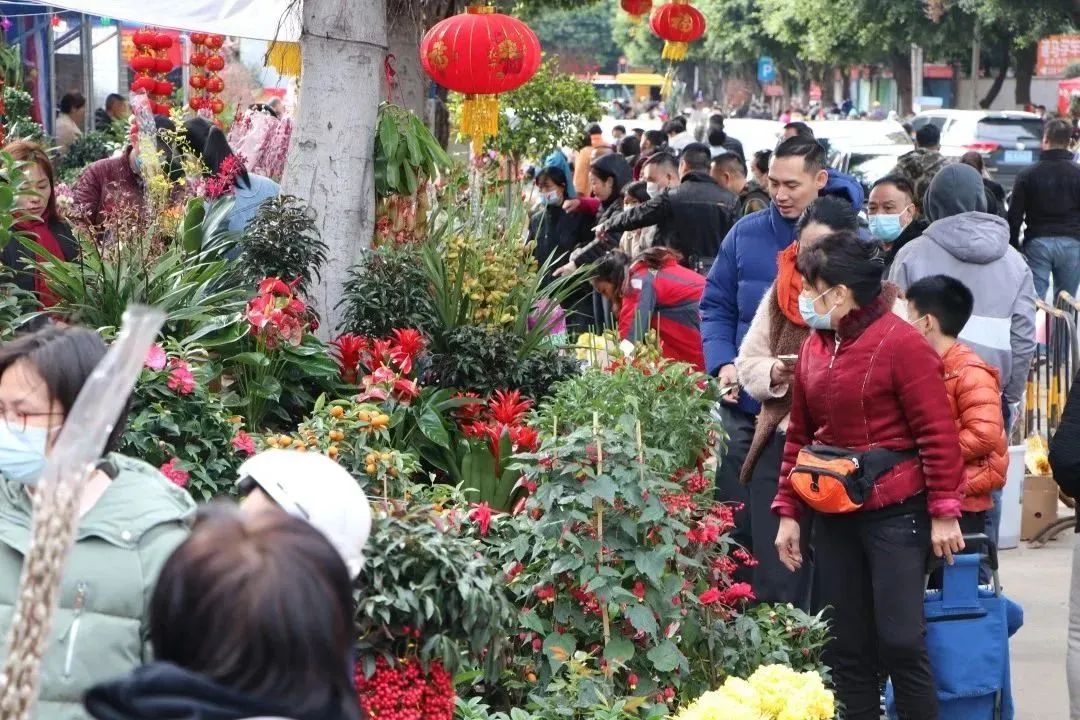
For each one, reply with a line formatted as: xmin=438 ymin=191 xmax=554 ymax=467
xmin=886 ymin=535 xmax=1024 ymax=720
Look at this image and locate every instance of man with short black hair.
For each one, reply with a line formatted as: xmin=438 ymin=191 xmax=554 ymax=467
xmin=664 ymin=116 xmax=694 ymax=154
xmin=781 ymin=121 xmax=814 ymax=141
xmin=612 ymin=125 xmax=627 ymax=142
xmin=711 ymin=152 xmax=769 ymax=217
xmin=94 ymin=93 xmax=129 ymax=131
xmin=894 ymin=123 xmax=947 ymax=202
xmin=1008 ymin=117 xmax=1080 ymax=299
xmin=598 ymin=143 xmax=736 ymax=273
xmin=707 ymin=114 xmax=745 ymax=161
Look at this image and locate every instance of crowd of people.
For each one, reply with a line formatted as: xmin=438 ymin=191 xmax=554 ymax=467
xmin=528 ymin=107 xmax=1080 ymax=717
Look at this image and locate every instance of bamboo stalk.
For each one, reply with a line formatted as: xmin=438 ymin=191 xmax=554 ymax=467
xmin=592 ymin=412 xmax=610 ymax=645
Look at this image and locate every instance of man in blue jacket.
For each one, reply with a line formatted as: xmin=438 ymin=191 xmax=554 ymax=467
xmin=701 ymin=136 xmax=863 ymax=541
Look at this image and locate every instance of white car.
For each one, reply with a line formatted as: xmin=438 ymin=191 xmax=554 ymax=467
xmin=912 ymin=110 xmax=1044 ymax=190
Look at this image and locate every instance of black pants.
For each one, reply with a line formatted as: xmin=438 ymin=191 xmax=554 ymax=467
xmin=714 ymin=405 xmax=754 ymax=576
xmin=815 ymin=498 xmax=937 ymax=720
xmin=748 ymin=430 xmax=813 ymax=607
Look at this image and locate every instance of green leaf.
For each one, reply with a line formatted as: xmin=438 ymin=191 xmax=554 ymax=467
xmin=417 ymin=407 xmax=450 ymax=449
xmin=542 ymin=632 xmax=576 ymax=668
xmin=625 ymin=603 xmax=658 ymax=637
xmin=520 ymin=608 xmax=545 ymax=633
xmin=602 ymin=637 xmax=635 ymax=665
xmin=227 ymin=351 xmax=270 ymax=367
xmin=633 ymin=549 xmax=668 ymax=579
xmin=646 ymin=639 xmax=681 ymax=673
xmin=585 ymin=474 xmax=617 ymax=504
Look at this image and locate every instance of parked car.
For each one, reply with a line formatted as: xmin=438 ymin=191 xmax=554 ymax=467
xmin=807 ymin=120 xmax=914 ymax=152
xmin=911 ymin=110 xmax=1044 ymax=191
xmin=829 ymin=143 xmax=914 ymax=192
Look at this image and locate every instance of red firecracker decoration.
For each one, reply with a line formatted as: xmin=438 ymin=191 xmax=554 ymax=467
xmin=129 ymin=28 xmax=175 ymax=115
xmin=650 ymin=0 xmax=706 ymax=61
xmin=420 ymin=4 xmax=540 ymax=154
xmin=188 ymin=33 xmax=226 ymax=115
xmin=620 ymin=0 xmax=653 ymax=22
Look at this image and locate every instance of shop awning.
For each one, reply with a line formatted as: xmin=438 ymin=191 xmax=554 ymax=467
xmin=19 ymin=0 xmax=301 ymax=41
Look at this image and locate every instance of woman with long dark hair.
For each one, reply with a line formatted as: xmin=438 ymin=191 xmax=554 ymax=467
xmin=590 ymin=247 xmax=706 ymax=370
xmin=182 ymin=117 xmax=279 ymax=234
xmin=85 ymin=507 xmax=362 ymax=720
xmin=1 ymin=140 xmax=78 ymax=306
xmin=773 ymin=231 xmax=965 ymax=720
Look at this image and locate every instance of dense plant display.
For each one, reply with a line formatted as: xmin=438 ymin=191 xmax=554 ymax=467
xmin=237 ymin=195 xmax=328 ymax=293
xmin=56 ymin=131 xmax=121 ymax=184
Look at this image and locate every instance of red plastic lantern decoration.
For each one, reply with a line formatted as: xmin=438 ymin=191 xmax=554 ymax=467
xmin=650 ymin=0 xmax=705 ymax=61
xmin=129 ymin=28 xmax=175 ymax=115
xmin=188 ymin=33 xmax=226 ymax=116
xmin=420 ymin=5 xmax=540 ymax=154
xmin=621 ymin=0 xmax=652 ymax=22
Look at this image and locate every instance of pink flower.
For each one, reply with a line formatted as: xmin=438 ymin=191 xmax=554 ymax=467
xmin=698 ymin=587 xmax=722 ymax=605
xmin=144 ymin=344 xmax=167 ymax=371
xmin=718 ymin=582 xmax=756 ymax=605
xmin=469 ymin=502 xmax=494 ymax=537
xmin=166 ymin=362 xmax=196 ymax=395
xmin=160 ymin=458 xmax=189 ymax=488
xmin=231 ymin=430 xmax=256 ymax=456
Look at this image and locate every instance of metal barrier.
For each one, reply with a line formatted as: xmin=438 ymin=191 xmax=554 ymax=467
xmin=1020 ymin=292 xmax=1080 ymax=441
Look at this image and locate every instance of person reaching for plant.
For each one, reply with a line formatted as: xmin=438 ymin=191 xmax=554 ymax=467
xmin=0 ymin=324 xmax=195 ymax=720
xmin=84 ymin=507 xmax=363 ymax=720
xmin=235 ymin=448 xmax=373 ymax=579
xmin=590 ymin=247 xmax=706 ymax=371
xmin=181 ymin=117 xmax=280 ymax=235
xmin=1 ymin=140 xmax=77 ymax=308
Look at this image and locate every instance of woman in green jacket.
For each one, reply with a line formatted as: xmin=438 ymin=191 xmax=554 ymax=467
xmin=0 ymin=325 xmax=195 ymax=720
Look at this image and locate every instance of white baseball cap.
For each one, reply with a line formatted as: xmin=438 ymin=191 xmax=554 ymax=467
xmin=237 ymin=449 xmax=372 ymax=578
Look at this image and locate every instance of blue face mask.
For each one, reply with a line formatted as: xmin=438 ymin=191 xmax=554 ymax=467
xmin=0 ymin=423 xmax=51 ymax=486
xmin=868 ymin=213 xmax=904 ymax=242
xmin=799 ymin=288 xmax=836 ymax=330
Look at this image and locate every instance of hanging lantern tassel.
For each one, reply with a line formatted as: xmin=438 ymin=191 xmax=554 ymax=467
xmin=662 ymin=41 xmax=689 ymax=61
xmin=266 ymin=41 xmax=302 ymax=77
xmin=661 ymin=67 xmax=675 ymax=98
xmin=461 ymin=94 xmax=500 ymax=155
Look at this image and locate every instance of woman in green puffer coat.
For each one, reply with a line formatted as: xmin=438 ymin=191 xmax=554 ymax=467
xmin=0 ymin=326 xmax=195 ymax=720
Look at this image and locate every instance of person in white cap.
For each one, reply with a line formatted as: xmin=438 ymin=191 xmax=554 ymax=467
xmin=236 ymin=449 xmax=372 ymax=578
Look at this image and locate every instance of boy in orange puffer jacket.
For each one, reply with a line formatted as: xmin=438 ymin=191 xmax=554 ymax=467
xmin=907 ymin=274 xmax=1008 ymax=537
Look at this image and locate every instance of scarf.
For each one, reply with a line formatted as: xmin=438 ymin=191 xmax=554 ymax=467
xmin=774 ymin=244 xmax=806 ymax=328
xmin=14 ymin=220 xmax=64 ymax=307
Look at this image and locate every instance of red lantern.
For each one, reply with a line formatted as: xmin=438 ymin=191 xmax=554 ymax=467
xmin=189 ymin=97 xmax=205 ymax=111
xmin=155 ymin=81 xmax=174 ymax=97
xmin=205 ymin=76 xmax=225 ymax=94
xmin=129 ymin=55 xmax=155 ymax=73
xmin=210 ymin=98 xmax=224 ymax=115
xmin=189 ymin=74 xmax=206 ymax=90
xmin=420 ymin=5 xmax=540 ymax=153
xmin=132 ymin=29 xmax=153 ymax=48
xmin=154 ymin=57 xmax=173 ymax=74
xmin=154 ymin=33 xmax=173 ymax=51
xmin=204 ymin=34 xmax=225 ymax=49
xmin=190 ymin=32 xmax=207 ymax=46
xmin=620 ymin=0 xmax=652 ymax=21
xmin=190 ymin=52 xmax=208 ymax=68
xmin=650 ymin=0 xmax=705 ymax=61
xmin=131 ymin=76 xmax=157 ymax=94
xmin=206 ymin=55 xmax=225 ymax=72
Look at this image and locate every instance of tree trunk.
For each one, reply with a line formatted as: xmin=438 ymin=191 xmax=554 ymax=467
xmin=283 ymin=0 xmax=387 ymax=334
xmin=386 ymin=12 xmax=427 ymax=117
xmin=979 ymin=42 xmax=1010 ymax=109
xmin=1015 ymin=42 xmax=1037 ymax=107
xmin=890 ymin=50 xmax=913 ymax=115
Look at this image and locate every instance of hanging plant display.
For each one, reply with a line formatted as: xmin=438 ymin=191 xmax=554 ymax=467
xmin=188 ymin=33 xmax=226 ymax=116
xmin=129 ymin=28 xmax=175 ymax=115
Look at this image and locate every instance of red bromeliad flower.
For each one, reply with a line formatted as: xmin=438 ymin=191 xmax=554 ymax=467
xmin=509 ymin=424 xmax=539 ymax=452
xmin=468 ymin=502 xmax=494 ymax=537
xmin=488 ymin=389 xmax=532 ymax=425
xmin=389 ymin=328 xmax=425 ymax=374
xmin=331 ymin=334 xmax=368 ymax=385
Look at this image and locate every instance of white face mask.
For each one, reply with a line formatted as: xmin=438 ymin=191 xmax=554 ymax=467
xmin=646 ymin=181 xmax=661 ymax=198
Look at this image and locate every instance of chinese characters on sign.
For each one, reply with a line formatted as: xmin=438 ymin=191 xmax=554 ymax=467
xmin=1037 ymin=35 xmax=1080 ymax=77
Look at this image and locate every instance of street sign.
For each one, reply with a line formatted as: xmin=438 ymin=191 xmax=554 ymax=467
xmin=757 ymin=56 xmax=776 ymax=84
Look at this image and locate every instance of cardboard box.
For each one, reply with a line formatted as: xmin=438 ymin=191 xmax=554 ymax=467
xmin=1021 ymin=474 xmax=1059 ymax=540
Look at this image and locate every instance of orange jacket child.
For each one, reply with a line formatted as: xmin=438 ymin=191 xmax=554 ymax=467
xmin=942 ymin=342 xmax=1008 ymax=513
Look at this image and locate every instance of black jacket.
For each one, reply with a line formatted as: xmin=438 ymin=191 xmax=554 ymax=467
xmin=1 ymin=219 xmax=78 ymax=293
xmin=985 ymin=178 xmax=1007 ymax=219
xmin=529 ymin=204 xmax=593 ymax=283
xmin=1049 ymin=375 xmax=1080 ymax=531
xmin=85 ymin=662 xmax=358 ymax=720
xmin=604 ymin=171 xmax=737 ymax=270
xmin=1008 ymin=148 xmax=1080 ymax=246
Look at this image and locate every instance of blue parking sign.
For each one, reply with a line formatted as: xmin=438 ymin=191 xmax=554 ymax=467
xmin=758 ymin=57 xmax=776 ymax=84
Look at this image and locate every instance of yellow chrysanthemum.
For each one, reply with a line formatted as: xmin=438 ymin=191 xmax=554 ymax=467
xmin=675 ymin=689 xmax=761 ymax=720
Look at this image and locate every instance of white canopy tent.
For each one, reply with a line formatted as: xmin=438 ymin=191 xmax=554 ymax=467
xmin=21 ymin=0 xmax=301 ymax=41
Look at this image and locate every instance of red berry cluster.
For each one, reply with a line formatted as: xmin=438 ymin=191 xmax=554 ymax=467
xmin=354 ymin=656 xmax=455 ymax=720
xmin=188 ymin=32 xmax=226 ymax=115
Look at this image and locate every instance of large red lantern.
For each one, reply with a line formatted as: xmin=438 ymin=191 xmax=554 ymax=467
xmin=650 ymin=0 xmax=706 ymax=62
xmin=421 ymin=5 xmax=541 ymax=153
xmin=621 ymin=0 xmax=653 ymax=22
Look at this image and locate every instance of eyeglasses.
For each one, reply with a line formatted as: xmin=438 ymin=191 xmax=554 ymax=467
xmin=0 ymin=404 xmax=62 ymax=433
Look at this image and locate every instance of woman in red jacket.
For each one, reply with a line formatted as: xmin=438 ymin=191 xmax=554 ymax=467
xmin=772 ymin=231 xmax=965 ymax=720
xmin=590 ymin=248 xmax=706 ymax=371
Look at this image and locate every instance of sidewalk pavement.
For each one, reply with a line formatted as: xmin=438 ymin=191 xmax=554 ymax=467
xmin=1001 ymin=533 xmax=1072 ymax=720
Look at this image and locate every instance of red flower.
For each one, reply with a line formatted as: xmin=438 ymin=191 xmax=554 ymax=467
xmin=392 ymin=377 xmax=420 ymax=403
xmin=718 ymin=582 xmax=756 ymax=605
xmin=460 ymin=421 xmax=489 ymax=440
xmin=468 ymin=502 xmax=494 ymax=537
xmin=257 ymin=277 xmax=290 ymax=296
xmin=160 ymin=458 xmax=189 ymax=488
xmin=506 ymin=562 xmax=524 ymax=581
xmin=166 ymin=361 xmax=196 ymax=395
xmin=628 ymin=673 xmax=639 ymax=689
xmin=535 ymin=585 xmax=556 ymax=601
xmin=231 ymin=430 xmax=256 ymax=456
xmin=633 ymin=580 xmax=646 ymax=601
xmin=488 ymin=389 xmax=532 ymax=425
xmin=733 ymin=547 xmax=759 ymax=567
xmin=331 ymin=334 xmax=367 ymax=384
xmin=509 ymin=424 xmax=540 ymax=452
xmin=144 ymin=344 xmax=167 ymax=371
xmin=698 ymin=587 xmax=722 ymax=605
xmin=452 ymin=392 xmax=485 ymax=425
xmin=389 ymin=328 xmax=426 ymax=373
xmin=686 ymin=519 xmax=721 ymax=545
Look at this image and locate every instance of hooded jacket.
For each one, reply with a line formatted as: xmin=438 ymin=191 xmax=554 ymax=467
xmin=889 ymin=164 xmax=1037 ymax=405
xmin=602 ymin=171 xmax=737 ymax=271
xmin=772 ymin=292 xmax=965 ymax=521
xmin=941 ymin=342 xmax=1008 ymax=513
xmin=85 ymin=662 xmax=310 ymax=720
xmin=0 ymin=455 xmax=195 ymax=720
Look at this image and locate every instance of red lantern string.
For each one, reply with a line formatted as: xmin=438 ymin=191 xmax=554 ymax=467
xmin=188 ymin=33 xmax=226 ymax=116
xmin=129 ymin=28 xmax=174 ymax=115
